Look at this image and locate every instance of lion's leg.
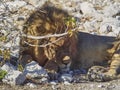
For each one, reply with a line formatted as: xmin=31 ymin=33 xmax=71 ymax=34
xmin=105 ymin=53 xmax=120 ymax=76
xmin=101 ymin=40 xmax=120 ymax=80
xmin=44 ymin=60 xmax=59 ymax=72
xmin=18 ymin=54 xmax=33 ymax=68
xmin=44 ymin=60 xmax=59 ymax=80
xmin=104 ymin=38 xmax=120 ymax=75
xmin=87 ymin=53 xmax=120 ymax=81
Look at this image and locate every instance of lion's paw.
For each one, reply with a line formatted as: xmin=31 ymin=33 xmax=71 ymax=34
xmin=47 ymin=70 xmax=58 ymax=80
xmin=44 ymin=60 xmax=59 ymax=80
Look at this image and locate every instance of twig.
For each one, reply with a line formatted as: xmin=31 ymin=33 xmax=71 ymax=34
xmin=22 ymin=28 xmax=77 ymax=40
xmin=23 ymin=37 xmax=64 ymax=47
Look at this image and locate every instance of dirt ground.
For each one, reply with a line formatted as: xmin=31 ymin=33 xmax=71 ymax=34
xmin=1 ymin=79 xmax=120 ymax=90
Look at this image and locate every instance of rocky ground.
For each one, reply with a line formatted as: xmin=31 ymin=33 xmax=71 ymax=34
xmin=0 ymin=0 xmax=120 ymax=90
xmin=1 ymin=79 xmax=120 ymax=90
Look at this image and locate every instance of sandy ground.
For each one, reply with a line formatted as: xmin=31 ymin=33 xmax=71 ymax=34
xmin=1 ymin=79 xmax=120 ymax=90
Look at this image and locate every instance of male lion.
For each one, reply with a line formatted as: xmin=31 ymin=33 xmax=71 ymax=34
xmin=70 ymin=32 xmax=120 ymax=81
xmin=19 ymin=1 xmax=120 ymax=82
xmin=19 ymin=1 xmax=74 ymax=79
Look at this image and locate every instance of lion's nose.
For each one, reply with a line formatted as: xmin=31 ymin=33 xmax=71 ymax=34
xmin=62 ymin=56 xmax=71 ymax=65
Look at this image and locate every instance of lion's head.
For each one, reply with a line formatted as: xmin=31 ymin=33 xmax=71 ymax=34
xmin=19 ymin=1 xmax=77 ymax=72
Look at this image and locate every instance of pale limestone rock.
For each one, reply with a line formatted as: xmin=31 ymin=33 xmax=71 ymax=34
xmin=103 ymin=3 xmax=120 ymax=17
xmin=80 ymin=2 xmax=96 ymax=16
xmin=1 ymin=63 xmax=16 ymax=72
xmin=59 ymin=73 xmax=73 ymax=82
xmin=24 ymin=0 xmax=47 ymax=7
xmin=23 ymin=61 xmax=48 ymax=78
xmin=99 ymin=17 xmax=120 ymax=36
xmin=2 ymin=70 xmax=26 ymax=85
xmin=26 ymin=83 xmax=37 ymax=88
xmin=6 ymin=1 xmax=27 ymax=11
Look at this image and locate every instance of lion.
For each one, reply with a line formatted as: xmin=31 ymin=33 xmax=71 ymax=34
xmin=19 ymin=1 xmax=120 ymax=82
xmin=70 ymin=32 xmax=120 ymax=81
xmin=19 ymin=1 xmax=73 ymax=79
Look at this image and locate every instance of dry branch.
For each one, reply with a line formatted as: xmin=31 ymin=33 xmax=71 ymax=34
xmin=23 ymin=37 xmax=64 ymax=47
xmin=21 ymin=28 xmax=77 ymax=40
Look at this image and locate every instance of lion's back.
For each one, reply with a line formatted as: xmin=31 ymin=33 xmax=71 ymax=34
xmin=70 ymin=32 xmax=119 ymax=69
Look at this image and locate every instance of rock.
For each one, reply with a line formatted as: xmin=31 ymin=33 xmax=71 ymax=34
xmin=59 ymin=73 xmax=73 ymax=82
xmin=83 ymin=21 xmax=95 ymax=32
xmin=6 ymin=1 xmax=27 ymax=11
xmin=50 ymin=81 xmax=58 ymax=85
xmin=73 ymin=74 xmax=87 ymax=83
xmin=99 ymin=17 xmax=120 ymax=36
xmin=116 ymin=16 xmax=120 ymax=20
xmin=0 ymin=30 xmax=7 ymax=36
xmin=68 ymin=71 xmax=73 ymax=75
xmin=4 ymin=43 xmax=12 ymax=48
xmin=83 ymin=20 xmax=100 ymax=33
xmin=26 ymin=83 xmax=37 ymax=88
xmin=40 ymin=77 xmax=48 ymax=84
xmin=94 ymin=13 xmax=104 ymax=22
xmin=98 ymin=84 xmax=105 ymax=88
xmin=90 ymin=84 xmax=94 ymax=87
xmin=80 ymin=2 xmax=96 ymax=16
xmin=25 ymin=0 xmax=47 ymax=7
xmin=90 ymin=0 xmax=113 ymax=7
xmin=103 ymin=3 xmax=120 ymax=17
xmin=24 ymin=61 xmax=48 ymax=78
xmin=23 ymin=61 xmax=49 ymax=83
xmin=63 ymin=81 xmax=71 ymax=85
xmin=2 ymin=70 xmax=26 ymax=85
xmin=1 ymin=63 xmax=16 ymax=72
xmin=99 ymin=24 xmax=113 ymax=34
xmin=51 ymin=85 xmax=56 ymax=90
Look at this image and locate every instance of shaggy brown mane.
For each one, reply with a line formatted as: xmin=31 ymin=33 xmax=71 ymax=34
xmin=19 ymin=1 xmax=76 ymax=73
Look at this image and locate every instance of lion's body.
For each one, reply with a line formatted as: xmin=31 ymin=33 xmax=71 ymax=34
xmin=19 ymin=2 xmax=120 ymax=81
